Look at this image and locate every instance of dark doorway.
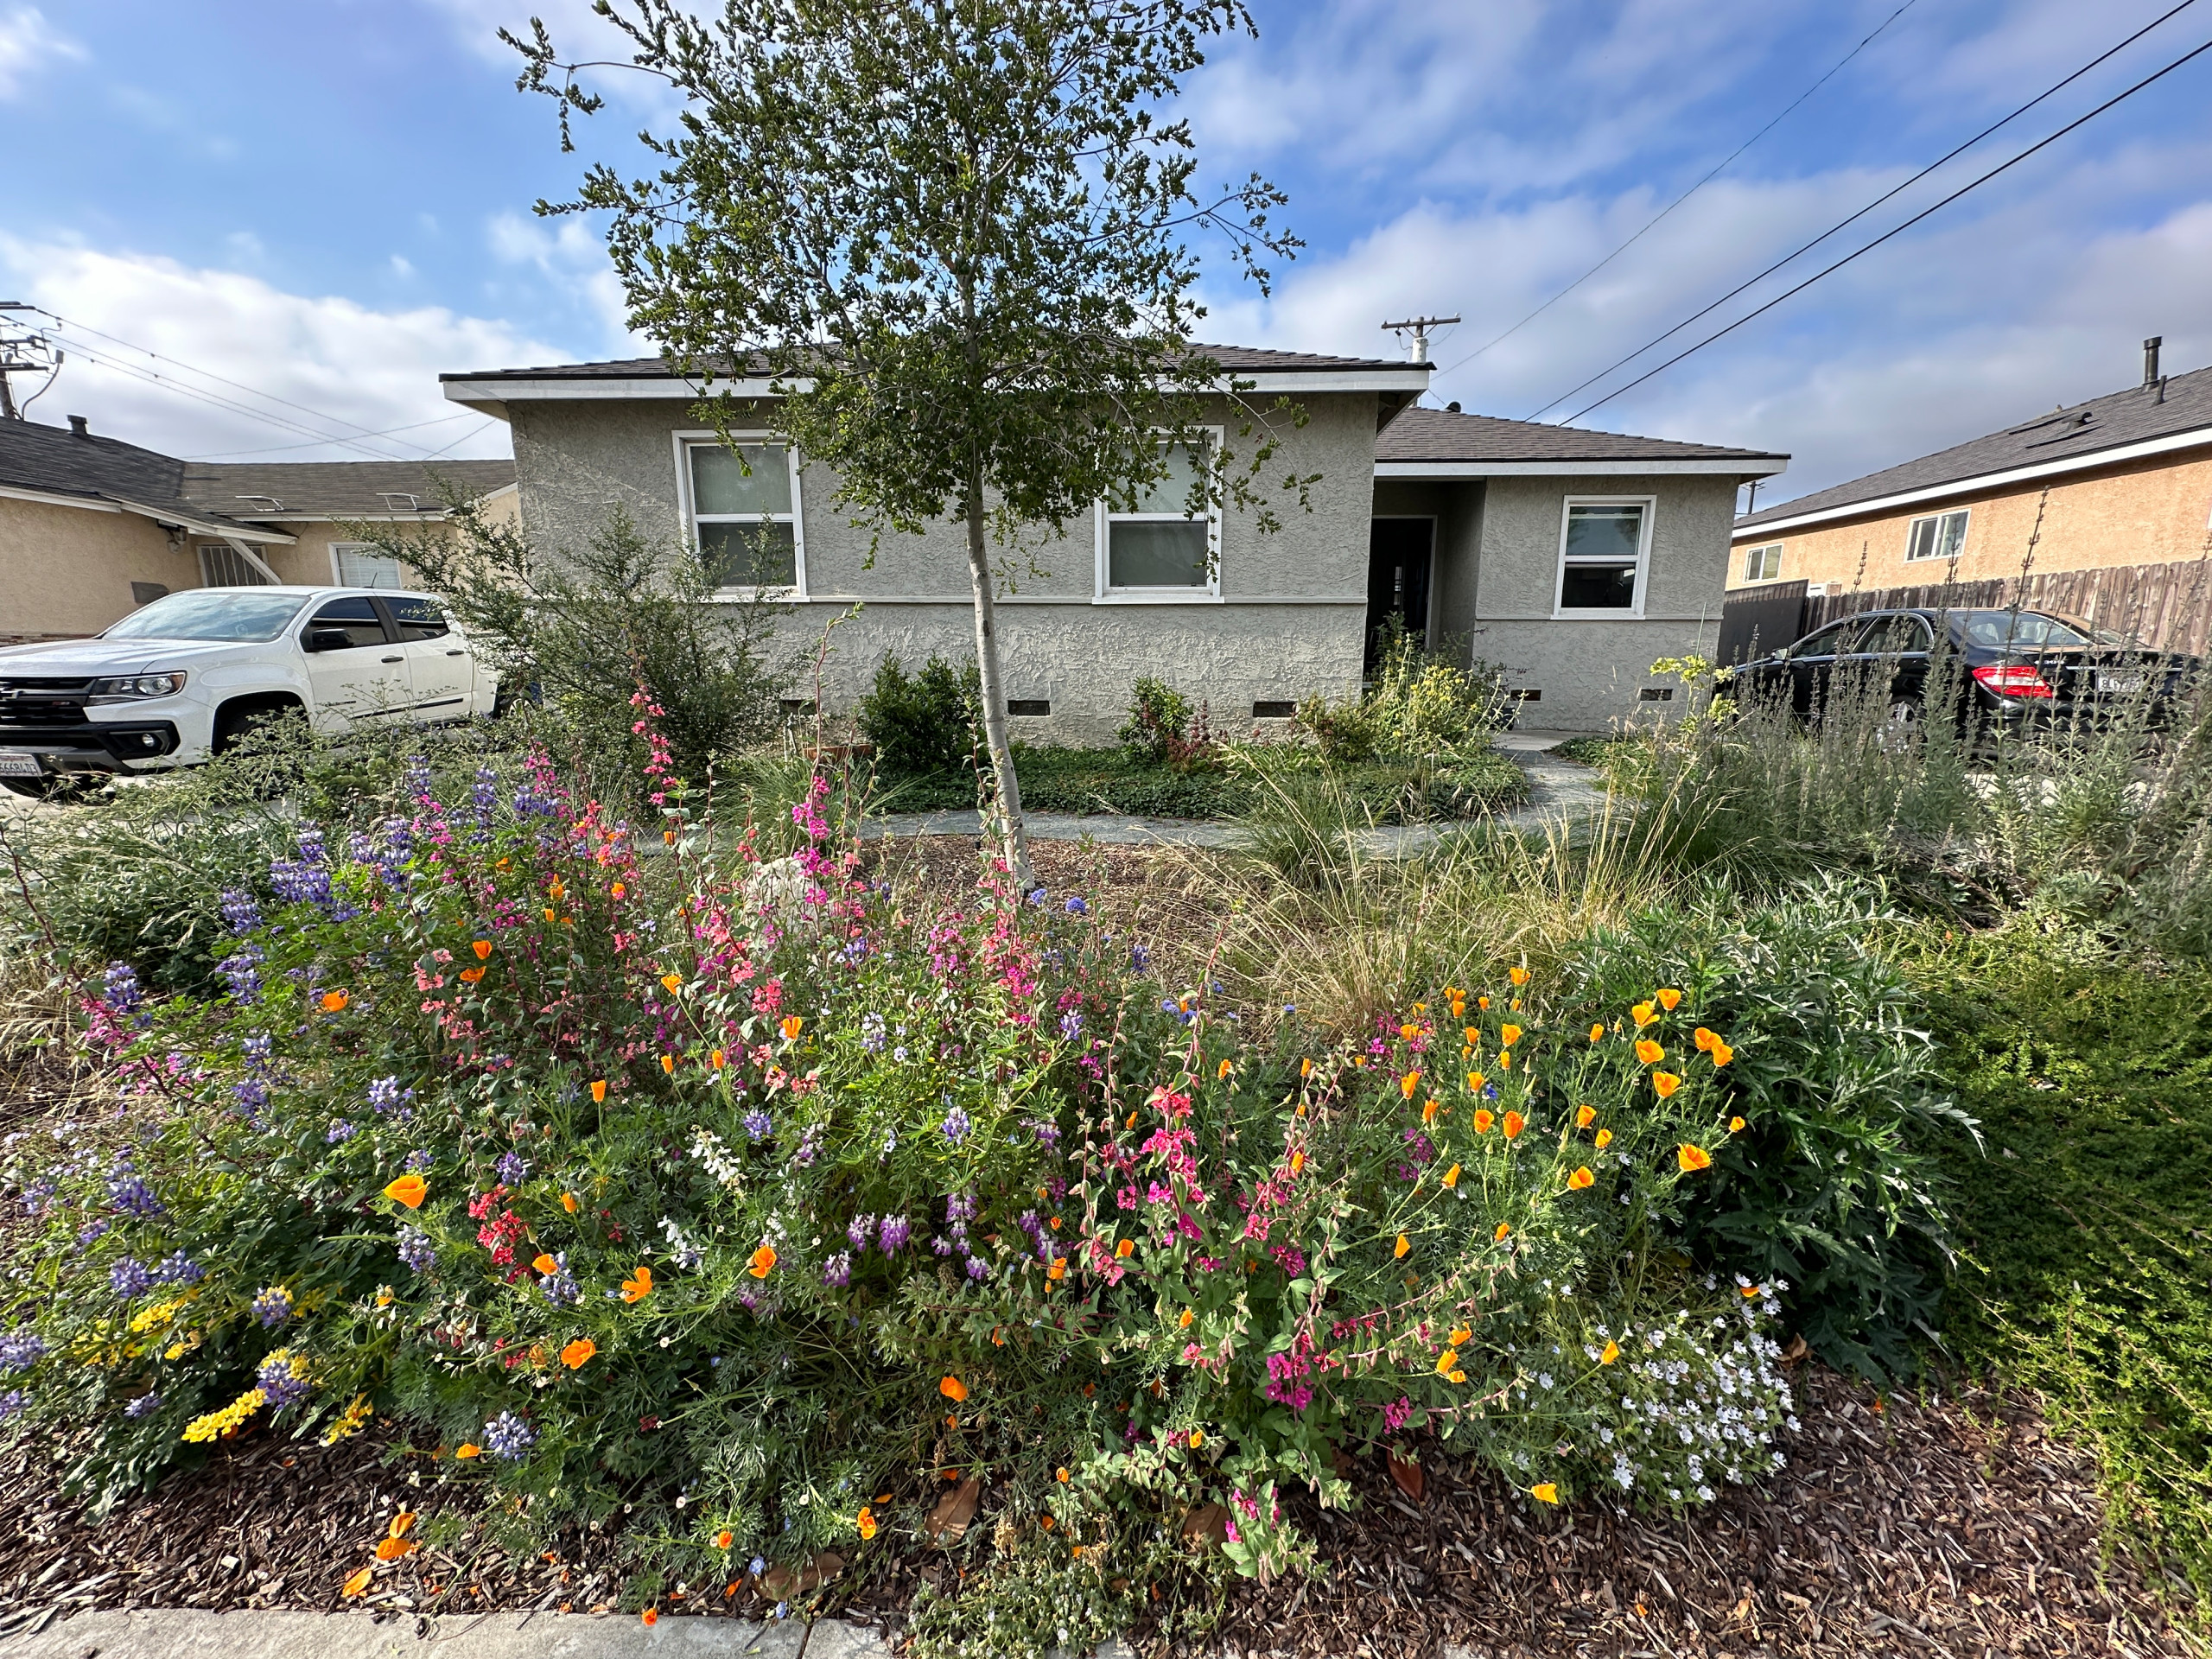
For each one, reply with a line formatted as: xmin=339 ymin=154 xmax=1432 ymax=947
xmin=1366 ymin=517 xmax=1433 ymax=672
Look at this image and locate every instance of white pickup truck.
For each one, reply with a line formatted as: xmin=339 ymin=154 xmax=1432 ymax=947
xmin=0 ymin=587 xmax=499 ymax=798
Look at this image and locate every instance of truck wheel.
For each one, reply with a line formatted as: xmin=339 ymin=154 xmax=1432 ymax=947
xmin=212 ymin=698 xmax=308 ymax=755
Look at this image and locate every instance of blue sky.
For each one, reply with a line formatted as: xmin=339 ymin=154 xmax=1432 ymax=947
xmin=3 ymin=0 xmax=2210 ymax=505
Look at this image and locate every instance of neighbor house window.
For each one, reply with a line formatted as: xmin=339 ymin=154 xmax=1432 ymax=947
xmin=198 ymin=543 xmax=269 ymax=588
xmin=1098 ymin=437 xmax=1219 ymax=598
xmin=1554 ymin=498 xmax=1652 ymax=615
xmin=1904 ymin=509 xmax=1968 ymax=563
xmin=332 ymin=543 xmax=402 ymax=588
xmin=683 ymin=437 xmax=802 ymax=591
xmin=1742 ymin=543 xmax=1783 ymax=583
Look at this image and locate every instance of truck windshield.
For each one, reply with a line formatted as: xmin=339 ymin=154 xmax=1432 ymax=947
xmin=102 ymin=591 xmax=310 ymax=643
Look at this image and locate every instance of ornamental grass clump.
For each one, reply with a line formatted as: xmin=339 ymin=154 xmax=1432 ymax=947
xmin=0 ymin=709 xmax=1796 ymax=1652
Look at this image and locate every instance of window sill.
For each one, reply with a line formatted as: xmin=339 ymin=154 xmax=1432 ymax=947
xmin=711 ymin=586 xmax=805 ymax=602
xmin=1093 ymin=590 xmax=1224 ymax=606
xmin=1549 ymin=607 xmax=1648 ymax=621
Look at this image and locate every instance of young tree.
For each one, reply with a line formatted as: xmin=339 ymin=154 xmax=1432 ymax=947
xmin=510 ymin=0 xmax=1304 ymax=883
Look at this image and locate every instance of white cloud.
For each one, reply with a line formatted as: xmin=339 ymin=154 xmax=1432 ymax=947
xmin=0 ymin=4 xmax=85 ymax=99
xmin=0 ymin=238 xmax=563 ymax=462
xmin=486 ymin=209 xmax=652 ymax=356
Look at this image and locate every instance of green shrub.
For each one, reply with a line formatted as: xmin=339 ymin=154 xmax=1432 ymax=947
xmin=1117 ymin=677 xmax=1197 ymax=765
xmin=1295 ymin=629 xmax=1507 ymax=762
xmin=0 ymin=731 xmax=1800 ymax=1651
xmin=855 ymin=653 xmax=980 ymax=779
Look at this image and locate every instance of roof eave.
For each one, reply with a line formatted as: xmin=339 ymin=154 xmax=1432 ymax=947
xmin=1379 ymin=456 xmax=1788 ymax=480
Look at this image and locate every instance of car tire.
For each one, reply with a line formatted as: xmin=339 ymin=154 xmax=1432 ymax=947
xmin=212 ymin=698 xmax=308 ymax=756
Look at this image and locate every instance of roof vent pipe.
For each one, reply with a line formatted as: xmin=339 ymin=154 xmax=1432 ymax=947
xmin=2144 ymin=335 xmax=2163 ymax=386
xmin=67 ymin=414 xmax=88 ymax=437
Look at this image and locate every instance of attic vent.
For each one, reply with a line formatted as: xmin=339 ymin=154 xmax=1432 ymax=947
xmin=235 ymin=493 xmax=283 ymax=512
xmin=378 ymin=492 xmax=423 ymax=512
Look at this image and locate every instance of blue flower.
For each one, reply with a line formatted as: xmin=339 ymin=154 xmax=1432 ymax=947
xmin=741 ymin=1109 xmax=773 ymax=1143
xmin=750 ymin=1557 xmax=767 ymax=1578
xmin=482 ymin=1410 xmax=535 ymax=1459
xmin=251 ymin=1286 xmax=293 ymax=1327
xmin=106 ymin=1157 xmax=164 ymax=1218
xmin=0 ymin=1390 xmax=25 ymax=1423
xmin=0 ymin=1332 xmax=46 ymax=1373
xmin=257 ymin=1355 xmax=310 ymax=1411
xmin=153 ymin=1250 xmax=203 ymax=1285
xmin=219 ymin=888 xmax=263 ymax=934
xmin=495 ymin=1150 xmax=531 ymax=1184
xmin=404 ymin=1148 xmax=435 ymax=1173
xmin=109 ymin=1256 xmax=153 ymax=1298
xmin=941 ymin=1107 xmax=970 ymax=1145
xmin=822 ymin=1252 xmax=852 ymax=1288
xmin=1027 ymin=887 xmax=1048 ymax=906
xmin=124 ymin=1391 xmax=162 ymax=1419
xmin=1058 ymin=1009 xmax=1084 ymax=1039
xmin=367 ymin=1077 xmax=409 ymax=1115
xmin=397 ymin=1227 xmax=435 ymax=1274
xmin=1064 ymin=895 xmax=1089 ymax=915
xmin=216 ymin=945 xmax=265 ymax=1001
xmin=1130 ymin=943 xmax=1151 ymax=972
xmin=102 ymin=963 xmax=143 ymax=1017
xmin=327 ymin=1120 xmax=357 ymax=1145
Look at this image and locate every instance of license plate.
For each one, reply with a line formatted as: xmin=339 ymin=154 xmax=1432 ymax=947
xmin=0 ymin=753 xmax=41 ymax=779
xmin=2097 ymin=671 xmax=2146 ymax=694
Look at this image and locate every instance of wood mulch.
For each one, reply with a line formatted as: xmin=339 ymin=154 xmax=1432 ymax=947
xmin=0 ymin=1364 xmax=2191 ymax=1656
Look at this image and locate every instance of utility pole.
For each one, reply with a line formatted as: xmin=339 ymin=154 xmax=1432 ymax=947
xmin=1380 ymin=315 xmax=1460 ymax=365
xmin=0 ymin=303 xmax=61 ymax=420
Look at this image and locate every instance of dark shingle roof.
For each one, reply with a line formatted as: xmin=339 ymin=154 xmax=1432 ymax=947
xmin=441 ymin=342 xmax=1414 ymax=383
xmin=1376 ymin=404 xmax=1784 ymax=466
xmin=0 ymin=417 xmax=267 ymax=532
xmin=182 ymin=459 xmax=514 ymax=518
xmin=1738 ymin=361 xmax=2212 ymax=530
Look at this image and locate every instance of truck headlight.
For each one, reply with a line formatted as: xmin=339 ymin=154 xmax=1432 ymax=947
xmin=90 ymin=671 xmax=188 ymax=700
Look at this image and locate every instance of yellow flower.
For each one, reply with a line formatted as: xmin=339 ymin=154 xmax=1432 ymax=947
xmin=1289 ymin=1150 xmax=1305 ymax=1176
xmin=1567 ymin=1166 xmax=1594 ymax=1191
xmin=1466 ymin=1071 xmax=1486 ymax=1093
xmin=1394 ymin=1234 xmax=1410 ymax=1259
xmin=182 ymin=1386 xmax=266 ymax=1443
xmin=1729 ymin=1116 xmax=1746 ymax=1132
xmin=1594 ymin=1128 xmax=1612 ymax=1149
xmin=1178 ymin=1307 xmax=1194 ymax=1328
xmin=1500 ymin=1024 xmax=1522 ymax=1047
xmin=1473 ymin=1109 xmax=1494 ymax=1134
xmin=1656 ymin=988 xmax=1681 ymax=1011
xmin=1421 ymin=1098 xmax=1440 ymax=1124
xmin=562 ymin=1192 xmax=581 ymax=1213
xmin=1630 ymin=1001 xmax=1656 ymax=1027
xmin=1600 ymin=1340 xmax=1620 ymax=1365
xmin=1634 ymin=1039 xmax=1664 ymax=1065
xmin=1189 ymin=1429 xmax=1205 ymax=1448
xmin=1531 ymin=1483 xmax=1559 ymax=1504
xmin=1711 ymin=1041 xmax=1734 ymax=1067
xmin=1576 ymin=1104 xmax=1595 ymax=1128
xmin=1497 ymin=1050 xmax=1512 ymax=1071
xmin=1653 ymin=1071 xmax=1681 ymax=1098
xmin=1494 ymin=1222 xmax=1511 ymax=1243
xmin=857 ymin=1507 xmax=879 ymax=1541
xmin=1440 ymin=1163 xmax=1460 ymax=1188
xmin=1434 ymin=1346 xmax=1459 ymax=1376
xmin=1677 ymin=1143 xmax=1712 ymax=1173
xmin=1590 ymin=1023 xmax=1605 ymax=1043
xmin=1300 ymin=1057 xmax=1314 ymax=1078
xmin=321 ymin=1395 xmax=373 ymax=1446
xmin=1510 ymin=966 xmax=1530 ymax=987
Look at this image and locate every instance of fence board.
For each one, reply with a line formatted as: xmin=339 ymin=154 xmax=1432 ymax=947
xmin=1789 ymin=556 xmax=2212 ymax=655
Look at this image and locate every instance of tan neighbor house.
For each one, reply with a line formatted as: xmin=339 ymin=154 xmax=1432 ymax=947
xmin=1729 ymin=340 xmax=2212 ymax=651
xmin=0 ymin=413 xmax=514 ymax=644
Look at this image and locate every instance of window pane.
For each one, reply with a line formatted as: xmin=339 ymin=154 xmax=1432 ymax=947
xmin=1559 ymin=561 xmax=1637 ymax=610
xmin=308 ymin=597 xmax=389 ymax=650
xmin=701 ymin=521 xmax=798 ymax=588
xmin=1564 ymin=504 xmax=1643 ymax=563
xmin=337 ymin=545 xmax=402 ymax=588
xmin=691 ymin=443 xmax=791 ymax=517
xmin=1109 ymin=520 xmax=1210 ymax=588
xmin=386 ymin=595 xmax=449 ymax=641
xmin=1936 ymin=511 xmax=1969 ymax=562
xmin=1131 ymin=441 xmax=1208 ymax=515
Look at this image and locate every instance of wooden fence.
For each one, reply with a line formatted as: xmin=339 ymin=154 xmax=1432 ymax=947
xmin=1720 ymin=555 xmax=2212 ymax=658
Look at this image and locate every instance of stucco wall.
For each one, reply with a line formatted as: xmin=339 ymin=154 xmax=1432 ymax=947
xmin=508 ymin=394 xmax=1380 ymax=741
xmin=1727 ymin=449 xmax=2212 ymax=594
xmin=0 ymin=497 xmax=201 ymax=642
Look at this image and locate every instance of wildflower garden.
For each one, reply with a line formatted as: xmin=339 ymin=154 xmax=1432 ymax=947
xmin=0 ymin=654 xmax=2208 ymax=1655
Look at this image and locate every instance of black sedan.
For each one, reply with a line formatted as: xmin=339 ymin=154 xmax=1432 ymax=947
xmin=1732 ymin=607 xmax=2201 ymax=736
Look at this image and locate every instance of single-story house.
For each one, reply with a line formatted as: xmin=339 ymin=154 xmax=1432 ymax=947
xmin=1728 ymin=340 xmax=2212 ymax=654
xmin=0 ymin=413 xmax=515 ymax=644
xmin=441 ymin=346 xmax=1788 ymax=734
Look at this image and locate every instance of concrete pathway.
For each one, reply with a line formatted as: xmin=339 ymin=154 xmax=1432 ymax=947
xmin=860 ymin=731 xmax=1604 ymax=853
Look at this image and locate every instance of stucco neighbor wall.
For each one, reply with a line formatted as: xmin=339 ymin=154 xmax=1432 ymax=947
xmin=0 ymin=497 xmax=203 ymax=643
xmin=1727 ymin=448 xmax=2212 ymax=594
xmin=507 ymin=394 xmax=1381 ymax=743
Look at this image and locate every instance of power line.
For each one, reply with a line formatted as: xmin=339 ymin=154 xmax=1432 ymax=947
xmin=1557 ymin=29 xmax=2212 ymax=424
xmin=1529 ymin=0 xmax=2201 ymax=421
xmin=182 ymin=410 xmax=483 ymax=461
xmin=1432 ymin=0 xmax=1923 ymax=383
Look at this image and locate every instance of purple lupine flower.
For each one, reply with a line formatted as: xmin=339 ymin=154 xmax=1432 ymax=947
xmin=860 ymin=1012 xmax=887 ymax=1052
xmin=741 ymin=1110 xmax=773 ymax=1144
xmin=1033 ymin=1119 xmax=1062 ymax=1147
xmin=1058 ymin=1009 xmax=1083 ymax=1039
xmin=940 ymin=1106 xmax=970 ymax=1145
xmin=1130 ymin=943 xmax=1151 ymax=972
xmin=106 ymin=1157 xmax=163 ymax=1217
xmin=404 ymin=1148 xmax=435 ymax=1173
xmin=877 ymin=1216 xmax=911 ymax=1254
xmin=75 ymin=1218 xmax=108 ymax=1246
xmin=109 ymin=1257 xmax=153 ymax=1298
xmin=494 ymin=1150 xmax=531 ymax=1185
xmin=153 ymin=1250 xmax=203 ymax=1285
xmin=847 ymin=1214 xmax=875 ymax=1252
xmin=241 ymin=1033 xmax=273 ymax=1069
xmin=0 ymin=1390 xmax=25 ymax=1423
xmin=397 ymin=1227 xmax=435 ymax=1274
xmin=537 ymin=1254 xmax=580 ymax=1306
xmin=965 ymin=1256 xmax=989 ymax=1281
xmin=327 ymin=1121 xmax=357 ymax=1145
xmin=233 ymin=1078 xmax=269 ymax=1122
xmin=931 ymin=1236 xmax=954 ymax=1256
xmin=0 ymin=1332 xmax=48 ymax=1373
xmin=102 ymin=963 xmax=143 ymax=1017
xmin=471 ymin=766 xmax=498 ymax=821
xmin=944 ymin=1192 xmax=978 ymax=1223
xmin=822 ymin=1252 xmax=852 ymax=1288
xmin=257 ymin=1356 xmax=310 ymax=1411
xmin=483 ymin=1411 xmax=535 ymax=1459
xmin=404 ymin=754 xmax=433 ymax=800
xmin=791 ymin=1125 xmax=823 ymax=1168
xmin=251 ymin=1285 xmax=292 ymax=1327
xmin=366 ymin=1077 xmax=405 ymax=1115
xmin=216 ymin=945 xmax=264 ymax=1001
xmin=1064 ymin=895 xmax=1088 ymax=915
xmin=219 ymin=888 xmax=263 ymax=934
xmin=125 ymin=1391 xmax=162 ymax=1419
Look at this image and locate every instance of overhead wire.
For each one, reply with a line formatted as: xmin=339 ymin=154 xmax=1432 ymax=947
xmin=1527 ymin=0 xmax=2203 ymax=422
xmin=1430 ymin=0 xmax=1924 ymax=383
xmin=182 ymin=410 xmax=483 ymax=461
xmin=1555 ymin=29 xmax=2212 ymax=424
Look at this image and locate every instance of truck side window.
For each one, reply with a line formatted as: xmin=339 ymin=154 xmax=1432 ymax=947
xmin=385 ymin=597 xmax=451 ymax=643
xmin=307 ymin=598 xmax=390 ymax=650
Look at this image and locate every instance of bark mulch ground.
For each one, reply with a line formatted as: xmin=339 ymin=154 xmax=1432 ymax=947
xmin=0 ymin=1365 xmax=2190 ymax=1656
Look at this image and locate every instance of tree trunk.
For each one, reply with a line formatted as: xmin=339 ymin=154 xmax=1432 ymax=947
xmin=964 ymin=474 xmax=1034 ymax=889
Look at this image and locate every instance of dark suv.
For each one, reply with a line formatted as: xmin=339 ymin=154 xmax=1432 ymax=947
xmin=1732 ymin=607 xmax=2200 ymax=734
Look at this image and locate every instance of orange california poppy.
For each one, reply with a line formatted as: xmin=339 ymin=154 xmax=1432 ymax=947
xmin=715 ymin=1529 xmax=734 ymax=1549
xmin=1693 ymin=1027 xmax=1718 ymax=1052
xmin=1465 ymin=1071 xmax=1486 ymax=1093
xmin=1589 ymin=1023 xmax=1605 ymax=1044
xmin=1178 ymin=1307 xmax=1193 ymax=1328
xmin=455 ymin=1443 xmax=481 ymax=1459
xmin=1594 ymin=1128 xmax=1612 ymax=1149
xmin=1116 ymin=1238 xmax=1135 ymax=1259
xmin=1048 ymin=1258 xmax=1066 ymax=1281
xmin=590 ymin=1080 xmax=607 ymax=1103
xmin=1510 ymin=966 xmax=1530 ymax=987
xmin=1729 ymin=1116 xmax=1746 ymax=1132
xmin=1531 ymin=1483 xmax=1559 ymax=1504
xmin=342 ymin=1566 xmax=373 ymax=1597
xmin=1502 ymin=1111 xmax=1525 ymax=1140
xmin=710 ymin=1049 xmax=726 ymax=1070
xmin=781 ymin=1015 xmax=804 ymax=1041
xmin=620 ymin=1266 xmax=653 ymax=1303
xmin=1421 ymin=1099 xmax=1440 ymax=1124
xmin=1601 ymin=1339 xmax=1621 ymax=1364
xmin=375 ymin=1536 xmax=416 ymax=1561
xmin=473 ymin=940 xmax=493 ymax=961
xmin=1711 ymin=1042 xmax=1734 ymax=1067
xmin=940 ymin=1375 xmax=969 ymax=1402
xmin=532 ymin=1253 xmax=557 ymax=1275
xmin=543 ymin=908 xmax=556 ymax=924
xmin=382 ymin=1173 xmax=427 ymax=1210
xmin=549 ymin=877 xmax=565 ymax=900
xmin=1742 ymin=1284 xmax=1763 ymax=1300
xmin=1400 ymin=1071 xmax=1421 ymax=1099
xmin=857 ymin=1507 xmax=878 ymax=1541
xmin=389 ymin=1512 xmax=416 ymax=1539
xmin=1300 ymin=1057 xmax=1313 ymax=1078
xmin=321 ymin=990 xmax=350 ymax=1013
xmin=1656 ymin=988 xmax=1681 ymax=1011
xmin=1677 ymin=1143 xmax=1713 ymax=1173
xmin=748 ymin=1246 xmax=777 ymax=1279
xmin=1634 ymin=1039 xmax=1663 ymax=1065
xmin=1441 ymin=1163 xmax=1460 ymax=1188
xmin=1394 ymin=1234 xmax=1410 ymax=1258
xmin=641 ymin=1609 xmax=658 ymax=1627
xmin=1500 ymin=1024 xmax=1522 ymax=1047
xmin=561 ymin=1338 xmax=596 ymax=1369
xmin=1576 ymin=1104 xmax=1596 ymax=1128
xmin=1494 ymin=1222 xmax=1511 ymax=1242
xmin=1472 ymin=1109 xmax=1494 ymax=1135
xmin=1217 ymin=1058 xmax=1233 ymax=1080
xmin=1567 ymin=1166 xmax=1594 ymax=1191
xmin=1630 ymin=1001 xmax=1656 ymax=1027
xmin=661 ymin=973 xmax=683 ymax=994
xmin=1653 ymin=1071 xmax=1681 ymax=1098
xmin=660 ymin=1054 xmax=675 ymax=1074
xmin=1497 ymin=1050 xmax=1512 ymax=1071
xmin=561 ymin=1192 xmax=580 ymax=1214
xmin=611 ymin=882 xmax=626 ymax=899
xmin=459 ymin=967 xmax=486 ymax=985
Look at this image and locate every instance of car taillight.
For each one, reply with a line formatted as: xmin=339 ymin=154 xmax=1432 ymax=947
xmin=1972 ymin=663 xmax=2053 ymax=699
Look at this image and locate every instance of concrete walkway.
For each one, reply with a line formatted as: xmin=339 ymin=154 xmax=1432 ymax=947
xmin=860 ymin=731 xmax=1604 ymax=852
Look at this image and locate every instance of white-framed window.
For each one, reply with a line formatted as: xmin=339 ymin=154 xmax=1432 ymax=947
xmin=1095 ymin=433 xmax=1223 ymax=603
xmin=1553 ymin=496 xmax=1654 ymax=617
xmin=198 ymin=543 xmax=269 ymax=588
xmin=675 ymin=431 xmax=804 ymax=594
xmin=332 ymin=542 xmax=403 ymax=588
xmin=1741 ymin=543 xmax=1783 ymax=583
xmin=1904 ymin=508 xmax=1968 ymax=563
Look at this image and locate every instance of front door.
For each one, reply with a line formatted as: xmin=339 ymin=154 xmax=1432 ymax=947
xmin=1366 ymin=518 xmax=1433 ymax=673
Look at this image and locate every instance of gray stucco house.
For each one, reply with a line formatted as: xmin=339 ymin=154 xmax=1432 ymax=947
xmin=441 ymin=348 xmax=1785 ymax=734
